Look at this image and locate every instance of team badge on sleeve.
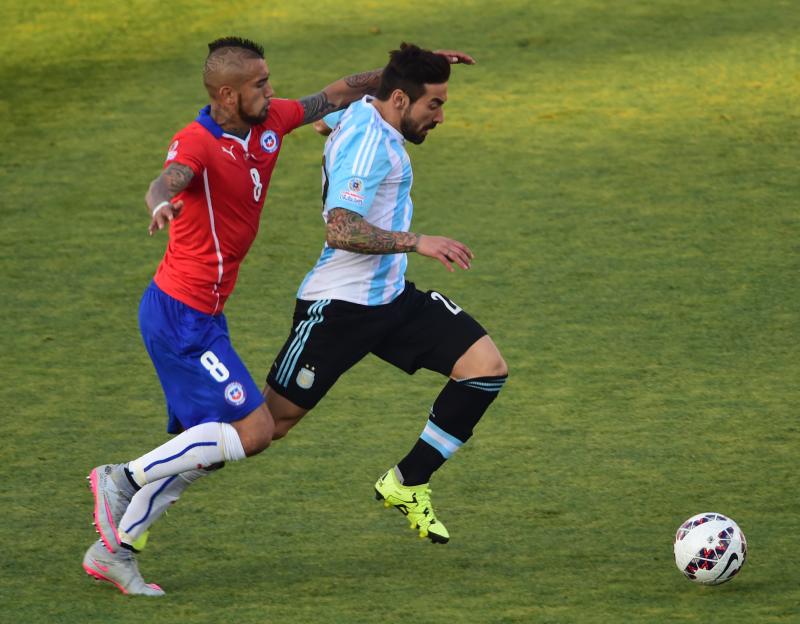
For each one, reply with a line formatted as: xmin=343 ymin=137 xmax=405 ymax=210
xmin=166 ymin=140 xmax=179 ymax=162
xmin=260 ymin=130 xmax=279 ymax=153
xmin=339 ymin=177 xmax=365 ymax=204
xmin=224 ymin=381 xmax=247 ymax=406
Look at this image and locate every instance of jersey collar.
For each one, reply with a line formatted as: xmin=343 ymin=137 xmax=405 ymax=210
xmin=196 ymin=105 xmax=224 ymax=138
xmin=196 ymin=105 xmax=252 ymax=148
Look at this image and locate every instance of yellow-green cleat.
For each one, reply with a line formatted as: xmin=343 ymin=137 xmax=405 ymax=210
xmin=374 ymin=468 xmax=449 ymax=544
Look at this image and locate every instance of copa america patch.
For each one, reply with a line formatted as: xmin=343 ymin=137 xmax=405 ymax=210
xmin=339 ymin=177 xmax=365 ymax=204
xmin=224 ymin=381 xmax=247 ymax=406
xmin=166 ymin=140 xmax=179 ymax=162
xmin=348 ymin=177 xmax=364 ymax=193
xmin=260 ymin=130 xmax=279 ymax=153
xmin=296 ymin=367 xmax=315 ymax=390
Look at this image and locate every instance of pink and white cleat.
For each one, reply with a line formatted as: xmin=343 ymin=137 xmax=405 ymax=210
xmin=88 ymin=464 xmax=136 ymax=553
xmin=82 ymin=539 xmax=164 ymax=597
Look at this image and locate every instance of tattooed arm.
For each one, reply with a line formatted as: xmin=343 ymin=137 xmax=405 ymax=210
xmin=326 ymin=208 xmax=474 ymax=272
xmin=144 ymin=163 xmax=194 ymax=235
xmin=326 ymin=207 xmax=419 ymax=253
xmin=298 ymin=69 xmax=383 ymax=125
xmin=297 ymin=49 xmax=476 ymax=125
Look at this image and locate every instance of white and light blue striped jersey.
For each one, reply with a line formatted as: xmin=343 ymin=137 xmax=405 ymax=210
xmin=297 ymin=96 xmax=413 ymax=306
xmin=321 ymin=109 xmax=344 ymax=131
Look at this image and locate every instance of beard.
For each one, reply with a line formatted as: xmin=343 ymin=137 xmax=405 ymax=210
xmin=400 ymin=110 xmax=436 ymax=144
xmin=238 ymin=95 xmax=269 ymax=126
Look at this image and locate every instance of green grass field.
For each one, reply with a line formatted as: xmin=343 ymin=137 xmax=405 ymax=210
xmin=1 ymin=1 xmax=798 ymax=621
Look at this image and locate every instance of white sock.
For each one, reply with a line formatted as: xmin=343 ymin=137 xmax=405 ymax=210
xmin=118 ymin=468 xmax=209 ymax=544
xmin=128 ymin=422 xmax=245 ymax=486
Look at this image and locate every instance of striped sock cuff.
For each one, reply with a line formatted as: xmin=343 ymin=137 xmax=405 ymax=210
xmin=420 ymin=419 xmax=464 ymax=459
xmin=457 ymin=375 xmax=507 ymax=393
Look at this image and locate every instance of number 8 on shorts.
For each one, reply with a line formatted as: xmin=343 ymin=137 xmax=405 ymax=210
xmin=200 ymin=350 xmax=230 ymax=382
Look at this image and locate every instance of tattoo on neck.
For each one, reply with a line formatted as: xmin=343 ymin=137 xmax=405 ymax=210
xmin=224 ymin=125 xmax=249 ymax=139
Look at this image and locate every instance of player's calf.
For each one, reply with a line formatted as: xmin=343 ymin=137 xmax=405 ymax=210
xmin=380 ymin=346 xmax=507 ymax=543
xmin=396 ymin=345 xmax=508 ymax=487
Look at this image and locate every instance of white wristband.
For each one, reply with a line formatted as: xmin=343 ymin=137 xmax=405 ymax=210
xmin=151 ymin=201 xmax=171 ymax=217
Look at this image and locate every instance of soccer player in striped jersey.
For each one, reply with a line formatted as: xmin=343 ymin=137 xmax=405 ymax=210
xmin=264 ymin=43 xmax=508 ymax=544
xmin=83 ymin=36 xmax=474 ymax=597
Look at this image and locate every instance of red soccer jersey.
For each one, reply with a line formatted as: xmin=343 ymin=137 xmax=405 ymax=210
xmin=153 ymin=99 xmax=304 ymax=314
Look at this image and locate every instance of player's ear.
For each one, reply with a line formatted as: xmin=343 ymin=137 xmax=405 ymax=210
xmin=391 ymin=89 xmax=409 ymax=111
xmin=218 ymin=85 xmax=236 ymax=105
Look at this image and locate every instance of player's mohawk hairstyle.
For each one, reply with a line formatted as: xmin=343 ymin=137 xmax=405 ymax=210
xmin=376 ymin=42 xmax=450 ymax=103
xmin=207 ymin=36 xmax=264 ymax=58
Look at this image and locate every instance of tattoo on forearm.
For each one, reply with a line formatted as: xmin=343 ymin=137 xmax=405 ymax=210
xmin=326 ymin=208 xmax=419 ymax=254
xmin=343 ymin=69 xmax=382 ymax=91
xmin=300 ymin=91 xmax=338 ymax=124
xmin=163 ymin=163 xmax=195 ymax=194
xmin=147 ymin=163 xmax=194 ymax=212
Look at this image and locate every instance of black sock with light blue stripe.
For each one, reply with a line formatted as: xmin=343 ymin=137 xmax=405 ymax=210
xmin=396 ymin=375 xmax=507 ymax=486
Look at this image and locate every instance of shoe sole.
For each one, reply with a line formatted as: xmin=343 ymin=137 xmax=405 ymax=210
xmin=88 ymin=468 xmax=121 ymax=553
xmin=374 ymin=488 xmax=449 ymax=544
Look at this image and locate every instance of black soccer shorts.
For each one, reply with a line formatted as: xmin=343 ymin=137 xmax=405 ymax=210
xmin=266 ymin=281 xmax=487 ymax=409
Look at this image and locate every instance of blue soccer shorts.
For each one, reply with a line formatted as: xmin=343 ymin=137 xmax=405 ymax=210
xmin=139 ymin=282 xmax=264 ymax=434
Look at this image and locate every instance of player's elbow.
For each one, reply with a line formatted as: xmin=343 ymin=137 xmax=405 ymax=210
xmin=144 ymin=178 xmax=160 ymax=206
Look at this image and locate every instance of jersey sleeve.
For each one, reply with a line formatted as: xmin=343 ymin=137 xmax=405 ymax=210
xmin=324 ymin=125 xmax=392 ymax=217
xmin=268 ymin=98 xmax=305 ymax=135
xmin=322 ymin=110 xmax=344 ymax=130
xmin=163 ymin=127 xmax=207 ymax=175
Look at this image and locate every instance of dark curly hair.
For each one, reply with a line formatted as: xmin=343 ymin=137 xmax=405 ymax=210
xmin=375 ymin=43 xmax=450 ymax=103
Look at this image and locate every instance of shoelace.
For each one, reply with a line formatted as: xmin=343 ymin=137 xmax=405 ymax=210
xmin=407 ymin=487 xmax=436 ymax=524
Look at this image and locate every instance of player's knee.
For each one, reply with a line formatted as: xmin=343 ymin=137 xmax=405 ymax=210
xmin=236 ymin=405 xmax=275 ymax=456
xmin=452 ymin=336 xmax=508 ymax=379
xmin=488 ymin=350 xmax=509 ymax=378
xmin=470 ymin=353 xmax=508 ymax=379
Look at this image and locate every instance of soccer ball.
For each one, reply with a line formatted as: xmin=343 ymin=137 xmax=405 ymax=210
xmin=673 ymin=512 xmax=747 ymax=585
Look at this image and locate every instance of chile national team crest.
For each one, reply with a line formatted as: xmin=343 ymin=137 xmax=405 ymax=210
xmin=260 ymin=130 xmax=279 ymax=154
xmin=224 ymin=382 xmax=247 ymax=406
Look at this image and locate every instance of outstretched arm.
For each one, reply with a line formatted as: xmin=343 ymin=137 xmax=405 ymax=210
xmin=325 ymin=207 xmax=473 ymax=272
xmin=144 ymin=163 xmax=194 ymax=236
xmin=298 ymin=49 xmax=476 ymax=125
xmin=298 ymin=69 xmax=383 ymax=125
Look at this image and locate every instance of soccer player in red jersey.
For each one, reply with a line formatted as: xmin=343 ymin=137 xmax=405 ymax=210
xmin=82 ymin=36 xmax=473 ymax=596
